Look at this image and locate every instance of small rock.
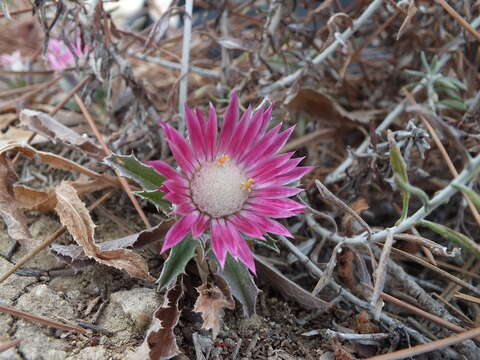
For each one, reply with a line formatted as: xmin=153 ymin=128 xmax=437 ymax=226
xmin=110 ymin=288 xmax=160 ymax=332
xmin=0 ymin=257 xmax=36 ymax=303
xmin=14 ymin=323 xmax=70 ymax=360
xmin=69 ymin=346 xmax=107 ymax=360
xmin=16 ymin=284 xmax=75 ymax=319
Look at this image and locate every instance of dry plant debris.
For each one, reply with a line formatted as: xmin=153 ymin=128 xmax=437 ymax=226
xmin=0 ymin=0 xmax=479 ymax=359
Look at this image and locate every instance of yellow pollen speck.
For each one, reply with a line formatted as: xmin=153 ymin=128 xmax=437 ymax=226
xmin=216 ymin=155 xmax=230 ymax=166
xmin=242 ymin=178 xmax=254 ymax=192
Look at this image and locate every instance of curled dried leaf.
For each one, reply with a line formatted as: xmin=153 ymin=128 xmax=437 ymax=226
xmin=14 ymin=178 xmax=113 ymax=212
xmin=54 ymin=182 xmax=154 ymax=281
xmin=129 ymin=277 xmax=184 ymax=360
xmin=0 ymin=155 xmax=34 ymax=250
xmin=193 ymin=279 xmax=234 ymax=338
xmin=19 ymin=109 xmax=103 ymax=158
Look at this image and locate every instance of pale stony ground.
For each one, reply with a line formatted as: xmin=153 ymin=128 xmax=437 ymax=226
xmin=0 ymin=215 xmax=161 ymax=360
xmin=0 ymin=214 xmax=332 ymax=359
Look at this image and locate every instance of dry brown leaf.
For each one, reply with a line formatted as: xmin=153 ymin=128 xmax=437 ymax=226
xmin=287 ymin=89 xmax=382 ymax=126
xmin=0 ymin=154 xmax=34 ymax=250
xmin=0 ymin=113 xmax=17 ymax=131
xmin=193 ymin=278 xmax=235 ymax=338
xmin=0 ymin=127 xmax=47 ymax=147
xmin=14 ymin=178 xmax=113 ymax=212
xmin=19 ymin=109 xmax=103 ymax=158
xmin=255 ymin=255 xmax=331 ymax=311
xmin=54 ymin=182 xmax=154 ymax=281
xmin=129 ymin=277 xmax=184 ymax=360
xmin=50 ymin=220 xmax=171 ymax=269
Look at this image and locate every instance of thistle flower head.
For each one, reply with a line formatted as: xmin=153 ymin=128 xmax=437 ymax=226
xmin=150 ymin=93 xmax=313 ymax=273
xmin=46 ymin=38 xmax=87 ymax=70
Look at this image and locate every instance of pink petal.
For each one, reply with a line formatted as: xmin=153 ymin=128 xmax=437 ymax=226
xmin=236 ymin=238 xmax=256 ymax=275
xmin=192 ymin=213 xmax=210 ymax=238
xmin=205 ymin=104 xmax=218 ymax=161
xmin=163 ymin=179 xmax=189 ymax=195
xmin=160 ymin=122 xmax=198 ymax=174
xmin=164 ymin=191 xmax=189 ymax=204
xmin=236 ymin=108 xmax=266 ymax=155
xmin=240 ymin=123 xmax=282 ymax=166
xmin=219 ymin=92 xmax=239 ymax=154
xmin=266 ymin=166 xmax=314 ymax=186
xmin=253 ymin=198 xmax=305 ymax=210
xmin=226 ymin=106 xmax=252 ymax=156
xmin=147 ymin=160 xmax=188 ymax=185
xmin=158 ymin=185 xmax=169 ymax=193
xmin=254 ymin=157 xmax=305 ymax=184
xmin=228 ymin=213 xmax=265 ymax=239
xmin=245 ymin=213 xmax=293 ymax=238
xmin=161 ymin=213 xmax=198 ymax=252
xmin=173 ymin=201 xmax=196 ymax=215
xmin=252 ymin=186 xmax=303 ymax=199
xmin=195 ymin=108 xmax=207 ymax=134
xmin=211 ymin=220 xmax=228 ymax=268
xmin=185 ymin=106 xmax=207 ymax=161
xmin=246 ymin=198 xmax=304 ymax=218
xmin=264 ymin=126 xmax=295 ymax=157
xmin=248 ymin=152 xmax=295 ymax=177
xmin=226 ymin=222 xmax=256 ymax=274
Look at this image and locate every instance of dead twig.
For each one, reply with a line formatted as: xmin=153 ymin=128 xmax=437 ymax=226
xmin=0 ymin=303 xmax=87 ymax=334
xmin=365 ymin=326 xmax=480 ymax=360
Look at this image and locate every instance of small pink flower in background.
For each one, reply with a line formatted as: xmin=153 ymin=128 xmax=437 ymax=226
xmin=0 ymin=51 xmax=27 ymax=71
xmin=47 ymin=38 xmax=87 ymax=70
xmin=149 ymin=93 xmax=313 ymax=273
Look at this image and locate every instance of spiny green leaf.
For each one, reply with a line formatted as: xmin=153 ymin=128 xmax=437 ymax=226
xmin=218 ymin=255 xmax=259 ymax=317
xmin=104 ymin=153 xmax=165 ymax=190
xmin=453 ymin=184 xmax=480 ymax=210
xmin=156 ymin=236 xmax=200 ymax=291
xmin=136 ymin=190 xmax=171 ymax=214
xmin=420 ymin=220 xmax=480 ymax=260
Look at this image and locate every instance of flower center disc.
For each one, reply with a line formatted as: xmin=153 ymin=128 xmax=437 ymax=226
xmin=191 ymin=161 xmax=248 ymax=218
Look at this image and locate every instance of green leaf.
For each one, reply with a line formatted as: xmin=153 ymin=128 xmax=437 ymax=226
xmin=397 ymin=179 xmax=430 ymax=210
xmin=404 ymin=69 xmax=425 ymax=78
xmin=251 ymin=234 xmax=280 ymax=254
xmin=136 ymin=190 xmax=172 ymax=214
xmin=420 ymin=220 xmax=480 ymax=259
xmin=438 ymin=99 xmax=468 ymax=112
xmin=453 ymin=184 xmax=480 ymax=210
xmin=435 ymin=77 xmax=466 ymax=91
xmin=104 ymin=153 xmax=165 ymax=190
xmin=388 ymin=131 xmax=410 ymax=222
xmin=218 ymin=255 xmax=259 ymax=317
xmin=420 ymin=52 xmax=431 ymax=72
xmin=156 ymin=236 xmax=200 ymax=291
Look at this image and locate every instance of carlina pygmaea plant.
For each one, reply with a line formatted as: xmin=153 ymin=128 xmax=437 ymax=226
xmin=149 ymin=92 xmax=313 ymax=273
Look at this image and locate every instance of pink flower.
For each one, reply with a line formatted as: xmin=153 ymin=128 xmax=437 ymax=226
xmin=47 ymin=38 xmax=87 ymax=70
xmin=149 ymin=93 xmax=313 ymax=273
xmin=0 ymin=51 xmax=27 ymax=71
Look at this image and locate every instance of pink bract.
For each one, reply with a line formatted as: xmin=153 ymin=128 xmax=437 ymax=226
xmin=47 ymin=38 xmax=87 ymax=70
xmin=149 ymin=93 xmax=313 ymax=273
